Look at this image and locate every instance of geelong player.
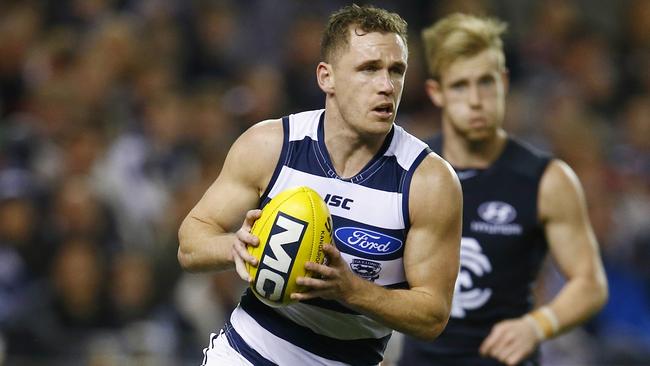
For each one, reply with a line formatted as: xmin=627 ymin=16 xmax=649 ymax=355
xmin=399 ymin=13 xmax=608 ymax=366
xmin=178 ymin=5 xmax=462 ymax=365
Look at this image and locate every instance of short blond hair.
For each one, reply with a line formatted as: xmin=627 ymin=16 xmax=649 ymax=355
xmin=422 ymin=13 xmax=507 ymax=80
xmin=321 ymin=4 xmax=408 ymax=63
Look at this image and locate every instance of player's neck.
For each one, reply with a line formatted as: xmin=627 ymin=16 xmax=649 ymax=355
xmin=323 ymin=109 xmax=387 ymax=179
xmin=443 ymin=128 xmax=508 ymax=169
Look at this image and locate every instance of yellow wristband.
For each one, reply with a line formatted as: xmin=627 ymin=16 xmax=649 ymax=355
xmin=527 ymin=306 xmax=559 ymax=340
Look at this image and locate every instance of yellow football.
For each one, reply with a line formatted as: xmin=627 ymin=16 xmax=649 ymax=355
xmin=247 ymin=186 xmax=332 ymax=307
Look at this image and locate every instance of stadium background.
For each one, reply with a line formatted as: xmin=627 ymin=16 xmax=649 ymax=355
xmin=0 ymin=0 xmax=648 ymax=364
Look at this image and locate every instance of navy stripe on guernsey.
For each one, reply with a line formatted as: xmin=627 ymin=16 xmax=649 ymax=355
xmin=223 ymin=321 xmax=277 ymax=366
xmin=236 ymin=109 xmax=431 ymax=365
xmin=241 ymin=293 xmax=390 ymax=365
xmin=259 ymin=116 xmax=291 ymax=202
xmin=333 ymin=216 xmax=404 ymax=261
xmin=401 ymin=149 xmax=429 ymax=230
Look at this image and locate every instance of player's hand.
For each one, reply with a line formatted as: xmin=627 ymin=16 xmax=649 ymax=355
xmin=232 ymin=209 xmax=262 ymax=283
xmin=479 ymin=316 xmax=541 ymax=365
xmin=291 ymin=243 xmax=358 ymax=302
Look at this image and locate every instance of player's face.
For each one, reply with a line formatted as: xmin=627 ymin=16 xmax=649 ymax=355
xmin=427 ymin=49 xmax=507 ymax=142
xmin=329 ymin=29 xmax=408 ymax=136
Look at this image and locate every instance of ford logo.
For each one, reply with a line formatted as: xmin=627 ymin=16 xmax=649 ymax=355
xmin=334 ymin=227 xmax=403 ymax=255
xmin=478 ymin=201 xmax=517 ymax=225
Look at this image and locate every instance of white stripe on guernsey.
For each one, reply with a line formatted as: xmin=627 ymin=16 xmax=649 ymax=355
xmin=203 ymin=332 xmax=253 ymax=366
xmin=340 ymin=252 xmax=406 ymax=286
xmin=274 ymin=301 xmax=392 ymax=340
xmin=288 ymin=109 xmax=323 ymax=142
xmin=384 ymin=124 xmax=430 ymax=171
xmin=269 ymin=167 xmax=405 ymax=230
xmin=230 ymin=306 xmax=352 ymax=366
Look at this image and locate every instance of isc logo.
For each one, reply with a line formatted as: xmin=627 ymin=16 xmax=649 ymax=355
xmin=324 ymin=194 xmax=354 ymax=210
xmin=254 ymin=212 xmax=307 ymax=302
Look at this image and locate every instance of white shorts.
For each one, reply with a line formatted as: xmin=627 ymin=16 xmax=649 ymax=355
xmin=201 ymin=330 xmax=253 ymax=366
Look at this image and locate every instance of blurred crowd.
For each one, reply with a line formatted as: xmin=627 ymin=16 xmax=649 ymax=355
xmin=0 ymin=0 xmax=648 ymax=365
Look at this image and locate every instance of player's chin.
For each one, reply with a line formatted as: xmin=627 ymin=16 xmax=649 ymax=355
xmin=465 ymin=129 xmax=494 ymax=142
xmin=365 ymin=119 xmax=395 ymax=136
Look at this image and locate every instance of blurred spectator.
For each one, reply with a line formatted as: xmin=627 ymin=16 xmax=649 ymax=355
xmin=222 ymin=63 xmax=288 ymax=126
xmin=283 ymin=15 xmax=328 ymax=111
xmin=48 ymin=175 xmax=119 ymax=252
xmin=0 ymin=1 xmax=42 ymax=117
xmin=0 ymin=168 xmax=42 ymax=329
xmin=4 ymin=237 xmax=110 ymax=363
xmin=183 ymin=0 xmax=242 ymax=81
xmin=102 ymin=250 xmax=196 ymax=364
xmin=94 ymin=91 xmax=197 ymax=250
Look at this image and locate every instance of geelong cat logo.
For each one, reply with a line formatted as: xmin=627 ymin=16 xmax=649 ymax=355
xmin=334 ymin=227 xmax=402 ymax=255
xmin=478 ymin=201 xmax=517 ymax=224
xmin=451 ymin=237 xmax=493 ymax=318
xmin=350 ymin=259 xmax=382 ymax=281
xmin=255 ymin=212 xmax=307 ymax=302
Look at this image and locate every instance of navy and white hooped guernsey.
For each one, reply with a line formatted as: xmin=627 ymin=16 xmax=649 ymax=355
xmin=228 ymin=109 xmax=431 ymax=366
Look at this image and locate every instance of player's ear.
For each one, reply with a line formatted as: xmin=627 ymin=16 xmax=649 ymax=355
xmin=425 ymin=78 xmax=444 ymax=107
xmin=501 ymin=68 xmax=510 ymax=95
xmin=317 ymin=62 xmax=335 ymax=94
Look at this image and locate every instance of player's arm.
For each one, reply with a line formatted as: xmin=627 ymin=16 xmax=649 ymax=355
xmin=533 ymin=160 xmax=608 ymax=331
xmin=480 ymin=160 xmax=608 ymax=365
xmin=395 ymin=153 xmax=463 ymax=339
xmin=177 ymin=119 xmax=283 ymax=277
xmin=293 ymin=153 xmax=462 ymax=340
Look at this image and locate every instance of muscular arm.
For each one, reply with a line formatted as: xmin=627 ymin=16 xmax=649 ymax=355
xmin=177 ymin=120 xmax=283 ymax=272
xmin=539 ymin=160 xmax=608 ymax=330
xmin=480 ymin=160 xmax=608 ymax=365
xmin=294 ymin=153 xmax=462 ymax=340
xmin=372 ymin=154 xmax=462 ymax=339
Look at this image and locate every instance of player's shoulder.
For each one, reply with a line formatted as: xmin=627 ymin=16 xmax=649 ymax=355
xmin=387 ymin=124 xmax=431 ymax=170
xmin=507 ymin=137 xmax=551 ymax=161
xmin=224 ymin=118 xmax=284 ymax=183
xmin=538 ymin=158 xmax=587 ymax=222
xmin=230 ymin=118 xmax=284 ymax=157
xmin=408 ymin=149 xmax=462 ymax=226
xmin=540 ymin=159 xmax=581 ymax=194
xmin=500 ymin=136 xmax=552 ymax=180
xmin=505 ymin=137 xmax=551 ymax=164
xmin=414 ymin=150 xmax=461 ymax=197
xmin=240 ymin=118 xmax=284 ymax=143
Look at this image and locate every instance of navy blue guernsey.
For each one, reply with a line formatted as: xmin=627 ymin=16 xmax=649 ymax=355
xmin=228 ymin=109 xmax=431 ymax=366
xmin=401 ymin=135 xmax=551 ymax=366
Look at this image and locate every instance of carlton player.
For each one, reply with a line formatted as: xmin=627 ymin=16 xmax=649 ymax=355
xmin=178 ymin=5 xmax=462 ymax=365
xmin=399 ymin=13 xmax=608 ymax=366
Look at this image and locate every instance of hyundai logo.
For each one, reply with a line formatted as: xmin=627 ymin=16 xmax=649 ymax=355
xmin=478 ymin=201 xmax=517 ymax=225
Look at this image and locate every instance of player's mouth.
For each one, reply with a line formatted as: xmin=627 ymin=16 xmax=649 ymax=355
xmin=469 ymin=116 xmax=488 ymax=127
xmin=372 ymin=103 xmax=394 ymax=119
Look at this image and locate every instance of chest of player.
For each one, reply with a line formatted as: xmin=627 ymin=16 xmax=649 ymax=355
xmin=266 ymin=174 xmax=408 ymax=287
xmin=458 ymin=171 xmax=545 ymax=266
xmin=323 ymin=188 xmax=407 ymax=287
